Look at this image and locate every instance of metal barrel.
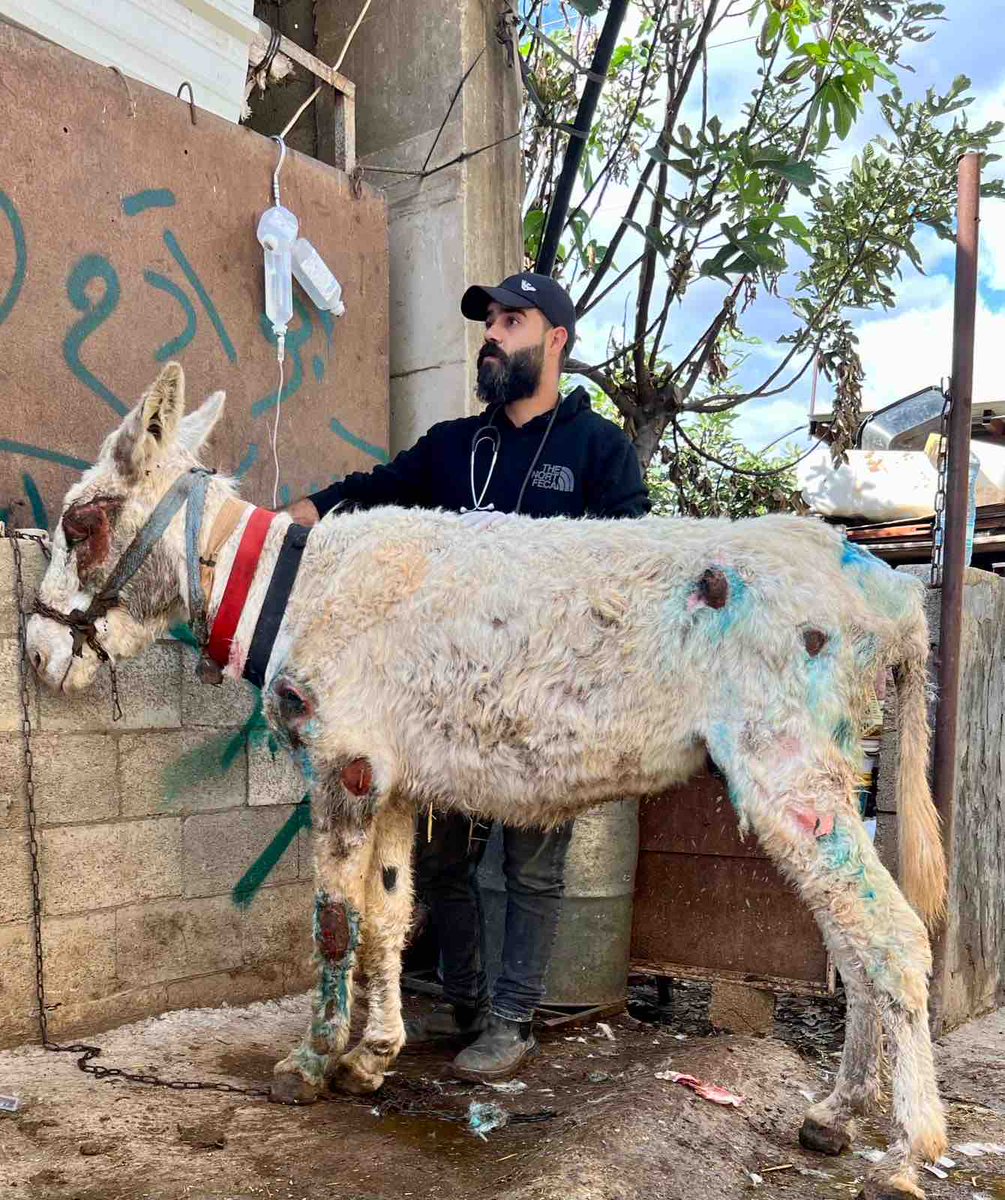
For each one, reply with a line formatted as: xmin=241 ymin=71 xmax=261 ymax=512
xmin=475 ymin=799 xmax=639 ymax=1006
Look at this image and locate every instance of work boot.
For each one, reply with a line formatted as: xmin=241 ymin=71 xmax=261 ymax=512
xmin=449 ymin=1014 xmax=537 ymax=1082
xmin=404 ymin=1001 xmax=489 ymax=1046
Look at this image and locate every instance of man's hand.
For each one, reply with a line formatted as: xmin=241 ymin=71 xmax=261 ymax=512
xmin=459 ymin=509 xmax=514 ymax=532
xmin=283 ymin=497 xmax=321 ymax=527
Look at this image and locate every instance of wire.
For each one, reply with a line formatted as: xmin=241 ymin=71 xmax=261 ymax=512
xmin=334 ymin=0 xmax=373 ymax=72
xmin=271 ymin=135 xmax=287 ymax=205
xmin=280 ymin=86 xmax=322 ymax=142
xmin=270 ymin=355 xmax=285 ymax=509
xmin=276 ymin=0 xmax=374 ymax=142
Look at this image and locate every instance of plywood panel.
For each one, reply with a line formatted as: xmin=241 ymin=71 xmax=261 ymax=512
xmin=0 ymin=23 xmax=388 ymax=529
xmin=631 ymin=767 xmax=830 ymax=989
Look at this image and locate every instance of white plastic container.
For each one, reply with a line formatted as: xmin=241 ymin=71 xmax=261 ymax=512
xmin=797 ymin=447 xmax=938 ymax=521
xmin=291 ymin=238 xmax=346 ymax=315
xmin=932 ymin=452 xmax=980 ymax=567
xmin=970 ymin=439 xmax=1005 ymax=505
xmin=256 ymin=205 xmax=299 ymax=339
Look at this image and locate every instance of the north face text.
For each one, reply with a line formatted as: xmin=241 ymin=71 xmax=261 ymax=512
xmin=531 ymin=463 xmax=575 ymax=492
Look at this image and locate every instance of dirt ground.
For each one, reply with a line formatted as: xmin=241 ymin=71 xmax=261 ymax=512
xmin=0 ymin=981 xmax=1002 ymax=1200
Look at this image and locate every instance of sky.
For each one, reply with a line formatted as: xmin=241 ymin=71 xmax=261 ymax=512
xmin=554 ymin=1 xmax=1005 ymax=452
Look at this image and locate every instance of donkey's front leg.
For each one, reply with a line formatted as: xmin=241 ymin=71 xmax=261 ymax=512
xmin=271 ymin=780 xmax=376 ymax=1105
xmin=331 ymin=798 xmax=415 ymax=1095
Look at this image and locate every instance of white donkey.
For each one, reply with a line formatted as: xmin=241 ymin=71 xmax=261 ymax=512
xmin=27 ymin=365 xmax=948 ymax=1199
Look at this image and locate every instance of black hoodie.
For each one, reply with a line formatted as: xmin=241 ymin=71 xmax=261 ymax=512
xmin=309 ymin=387 xmax=650 ymax=520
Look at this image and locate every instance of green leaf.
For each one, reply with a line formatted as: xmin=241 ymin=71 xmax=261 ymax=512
xmin=523 ymin=208 xmax=545 ymax=238
xmin=758 ymin=157 xmax=816 ymax=191
xmin=778 ymin=58 xmax=814 ymax=84
xmin=610 ymin=43 xmax=633 ymax=73
xmin=523 ymin=208 xmax=545 ymax=257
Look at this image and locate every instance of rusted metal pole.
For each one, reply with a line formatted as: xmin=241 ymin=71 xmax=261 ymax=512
xmin=930 ymin=152 xmax=981 ymax=1029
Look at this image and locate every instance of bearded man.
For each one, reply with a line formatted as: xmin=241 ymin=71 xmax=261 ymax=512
xmin=285 ymin=271 xmax=649 ymax=1081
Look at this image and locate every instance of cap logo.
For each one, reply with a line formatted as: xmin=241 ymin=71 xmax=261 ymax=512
xmin=520 ymin=280 xmax=537 ymax=292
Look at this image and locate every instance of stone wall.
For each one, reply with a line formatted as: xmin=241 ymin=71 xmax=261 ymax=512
xmin=0 ymin=537 xmax=313 ymax=1049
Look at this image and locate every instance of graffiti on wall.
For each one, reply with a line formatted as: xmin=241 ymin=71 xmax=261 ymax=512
xmin=0 ymin=185 xmax=388 ymax=528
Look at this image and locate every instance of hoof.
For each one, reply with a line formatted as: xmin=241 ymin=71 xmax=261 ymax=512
xmin=856 ymin=1169 xmax=925 ymax=1200
xmin=799 ymin=1115 xmax=853 ymax=1156
xmin=269 ymin=1070 xmax=322 ymax=1106
xmin=329 ymin=1048 xmax=385 ymax=1095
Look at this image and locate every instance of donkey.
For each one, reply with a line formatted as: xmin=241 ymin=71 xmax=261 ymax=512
xmin=27 ymin=364 xmax=948 ymax=1198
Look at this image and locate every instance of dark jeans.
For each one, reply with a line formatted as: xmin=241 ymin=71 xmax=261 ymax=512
xmin=414 ymin=811 xmax=573 ymax=1024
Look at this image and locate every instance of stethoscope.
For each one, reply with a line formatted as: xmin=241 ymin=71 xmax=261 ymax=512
xmin=468 ymin=414 xmax=502 ymax=512
xmin=465 ymin=397 xmax=564 ymax=514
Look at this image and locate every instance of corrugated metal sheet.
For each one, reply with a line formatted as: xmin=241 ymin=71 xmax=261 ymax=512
xmin=0 ymin=0 xmax=256 ymax=122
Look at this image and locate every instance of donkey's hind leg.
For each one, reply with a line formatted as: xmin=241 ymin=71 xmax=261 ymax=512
xmin=331 ymin=797 xmax=415 ymax=1094
xmin=799 ymin=942 xmax=882 ymax=1156
xmin=713 ymin=736 xmax=945 ymax=1198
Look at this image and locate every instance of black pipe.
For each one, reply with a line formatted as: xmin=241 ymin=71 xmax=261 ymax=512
xmin=534 ymin=0 xmax=631 ymax=277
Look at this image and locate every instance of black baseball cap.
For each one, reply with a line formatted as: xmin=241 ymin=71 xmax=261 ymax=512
xmin=461 ymin=271 xmax=576 ymax=351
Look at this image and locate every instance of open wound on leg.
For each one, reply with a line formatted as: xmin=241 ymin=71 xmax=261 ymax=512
xmin=312 ymin=891 xmax=361 ymax=1041
xmin=790 ymin=804 xmax=836 ymax=839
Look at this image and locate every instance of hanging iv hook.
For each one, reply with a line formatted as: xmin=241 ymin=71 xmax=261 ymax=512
xmin=271 ymin=135 xmax=287 ymax=207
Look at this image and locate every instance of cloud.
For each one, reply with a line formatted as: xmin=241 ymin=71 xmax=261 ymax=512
xmin=855 ymin=290 xmax=1005 ymax=410
xmin=978 ymin=199 xmax=1005 ymax=292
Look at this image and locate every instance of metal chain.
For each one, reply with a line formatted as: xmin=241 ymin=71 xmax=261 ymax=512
xmin=10 ymin=533 xmax=50 ymax=1048
xmin=5 ymin=527 xmax=268 ymax=1097
xmin=6 ymin=529 xmax=551 ymax=1121
xmin=930 ymin=383 xmax=951 ymax=588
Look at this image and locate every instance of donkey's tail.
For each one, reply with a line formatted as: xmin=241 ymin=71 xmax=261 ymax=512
xmin=893 ymin=606 xmax=947 ymax=928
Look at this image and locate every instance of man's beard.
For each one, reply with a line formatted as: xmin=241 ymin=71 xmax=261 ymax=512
xmin=476 ymin=341 xmax=544 ymax=406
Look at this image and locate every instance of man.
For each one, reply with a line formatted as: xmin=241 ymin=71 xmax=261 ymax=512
xmin=286 ymin=271 xmax=649 ymax=1081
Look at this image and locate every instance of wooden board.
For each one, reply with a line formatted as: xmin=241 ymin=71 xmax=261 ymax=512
xmin=631 ymin=767 xmax=831 ymax=990
xmin=0 ymin=24 xmax=388 ymax=528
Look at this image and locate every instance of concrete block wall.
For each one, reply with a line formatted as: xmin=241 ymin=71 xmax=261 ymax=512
xmin=316 ymin=0 xmax=524 ymax=454
xmin=0 ymin=537 xmax=314 ymax=1050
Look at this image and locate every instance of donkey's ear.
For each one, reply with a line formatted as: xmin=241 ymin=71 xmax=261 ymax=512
xmin=177 ymin=390 xmax=225 ymax=456
xmin=114 ymin=362 xmax=186 ymax=477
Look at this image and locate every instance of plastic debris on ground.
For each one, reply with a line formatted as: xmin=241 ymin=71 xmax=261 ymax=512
xmin=0 ymin=1094 xmax=20 ymax=1113
xmin=747 ymin=1170 xmax=763 ymax=1187
xmin=485 ymin=1080 xmax=527 ymax=1094
xmin=855 ymin=1148 xmax=886 ymax=1164
xmin=956 ymin=1143 xmax=1005 ymax=1157
xmin=655 ymin=1070 xmax=743 ymax=1107
xmin=595 ymin=1022 xmax=616 ymax=1041
xmin=467 ymin=1101 xmax=509 ymax=1139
